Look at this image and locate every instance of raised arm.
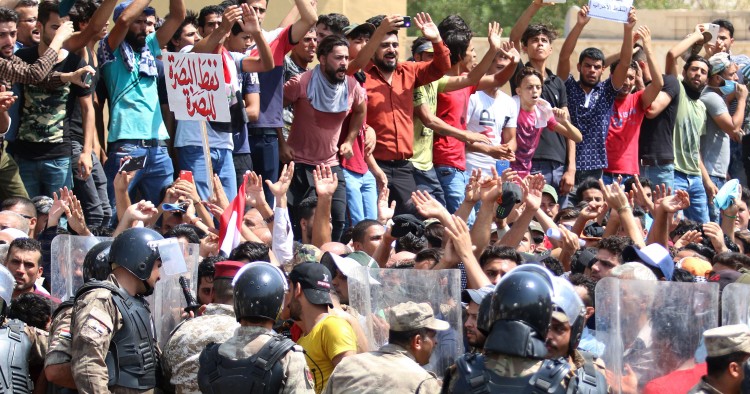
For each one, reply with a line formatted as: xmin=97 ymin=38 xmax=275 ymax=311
xmin=107 ymin=0 xmax=153 ymax=50
xmin=666 ymin=24 xmax=705 ymax=76
xmin=509 ymin=0 xmax=546 ymax=50
xmin=413 ymin=12 xmax=451 ymax=86
xmin=442 ymin=22 xmax=502 ymax=91
xmin=311 ymin=165 xmax=336 ymax=247
xmin=637 ymin=26 xmax=664 ymax=109
xmin=347 ymin=15 xmax=401 ymax=74
xmin=240 ymin=5 xmax=275 ymax=73
xmin=610 ymin=8 xmax=636 ymax=89
xmin=476 ymin=42 xmax=521 ymax=91
xmin=155 ymin=0 xmax=186 ymax=48
xmin=289 ymin=0 xmax=318 ymax=43
xmin=192 ymin=6 xmax=240 ymax=54
xmin=551 ymin=107 xmax=582 ymax=142
xmin=65 ymin=0 xmax=118 ymax=52
xmin=556 ymin=6 xmax=590 ymax=80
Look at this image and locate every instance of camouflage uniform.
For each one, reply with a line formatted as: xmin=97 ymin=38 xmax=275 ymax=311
xmin=163 ymin=303 xmax=239 ymax=394
xmin=208 ymin=325 xmax=314 ymax=394
xmin=45 ymin=303 xmax=74 ymax=367
xmin=687 ymin=378 xmax=723 ymax=394
xmin=322 ymin=343 xmax=442 ymax=394
xmin=445 ymin=353 xmax=543 ymax=392
xmin=70 ymin=274 xmax=157 ymax=394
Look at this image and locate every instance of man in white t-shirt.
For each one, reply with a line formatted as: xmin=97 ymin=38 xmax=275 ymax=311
xmin=465 ymin=52 xmax=518 ymax=176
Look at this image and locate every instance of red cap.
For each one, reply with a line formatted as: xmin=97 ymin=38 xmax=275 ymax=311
xmin=214 ymin=261 xmax=246 ymax=279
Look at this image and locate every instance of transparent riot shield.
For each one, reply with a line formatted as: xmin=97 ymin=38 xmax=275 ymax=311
xmin=595 ymin=277 xmax=718 ymax=393
xmin=50 ymin=235 xmax=113 ymax=301
xmin=146 ymin=242 xmax=201 ymax=349
xmin=722 ymin=283 xmax=750 ymax=326
xmin=347 ymin=267 xmax=463 ymax=375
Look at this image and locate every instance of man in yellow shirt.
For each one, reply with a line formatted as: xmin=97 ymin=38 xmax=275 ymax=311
xmin=289 ymin=262 xmax=357 ymax=392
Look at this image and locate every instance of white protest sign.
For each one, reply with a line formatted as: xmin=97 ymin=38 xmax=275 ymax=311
xmin=587 ymin=0 xmax=633 ymax=23
xmin=165 ymin=52 xmax=231 ymax=122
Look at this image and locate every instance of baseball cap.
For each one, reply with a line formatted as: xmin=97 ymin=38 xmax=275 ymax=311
xmin=708 ymin=52 xmax=731 ymax=76
xmin=412 ymin=41 xmax=434 ymax=54
xmin=529 ymin=221 xmax=544 ymax=235
xmin=461 ymin=285 xmax=494 ymax=305
xmin=113 ymin=0 xmax=156 ymax=22
xmin=289 ymin=262 xmax=333 ymax=307
xmin=342 ymin=23 xmax=375 ymax=39
xmin=346 ymin=251 xmax=379 ymax=268
xmin=542 ymin=184 xmax=558 ymax=204
xmin=31 ymin=195 xmax=53 ymax=215
xmin=295 ymin=244 xmax=322 ymax=264
xmin=496 ymin=182 xmax=522 ymax=219
xmin=622 ymin=244 xmax=674 ymax=280
xmin=391 ymin=214 xmax=425 ymax=238
xmin=704 ymin=324 xmax=750 ymax=357
xmin=213 ymin=261 xmax=246 ymax=279
xmin=387 ymin=301 xmax=450 ymax=332
xmin=321 ymin=252 xmax=380 ymax=285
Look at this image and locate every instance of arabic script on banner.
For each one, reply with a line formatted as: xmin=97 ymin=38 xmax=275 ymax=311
xmin=587 ymin=0 xmax=633 ymax=23
xmin=165 ymin=52 xmax=231 ymax=122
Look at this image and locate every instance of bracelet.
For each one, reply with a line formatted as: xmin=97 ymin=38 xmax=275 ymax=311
xmin=724 ymin=213 xmax=737 ymax=219
xmin=616 ymin=206 xmax=632 ymax=214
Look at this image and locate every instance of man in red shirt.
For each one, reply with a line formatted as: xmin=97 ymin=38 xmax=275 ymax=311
xmin=603 ymin=26 xmax=663 ymax=184
xmin=363 ymin=13 xmax=450 ymax=214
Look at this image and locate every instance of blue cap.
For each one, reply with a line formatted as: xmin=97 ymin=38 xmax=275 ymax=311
xmin=113 ymin=0 xmax=155 ymax=22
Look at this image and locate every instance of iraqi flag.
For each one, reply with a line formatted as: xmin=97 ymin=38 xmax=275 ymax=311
xmin=219 ymin=174 xmax=247 ymax=257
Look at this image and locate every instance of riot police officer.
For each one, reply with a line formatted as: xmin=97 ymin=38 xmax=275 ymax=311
xmin=197 ymin=262 xmax=314 ymax=394
xmin=0 ymin=263 xmax=49 ymax=394
xmin=71 ymin=228 xmax=165 ymax=393
xmin=45 ymin=240 xmax=113 ymax=391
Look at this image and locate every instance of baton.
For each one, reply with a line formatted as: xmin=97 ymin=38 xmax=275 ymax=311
xmin=179 ymin=276 xmax=201 ymax=314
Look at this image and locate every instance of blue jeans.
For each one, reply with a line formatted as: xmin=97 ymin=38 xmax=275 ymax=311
xmin=602 ymin=172 xmax=633 ymax=186
xmin=435 ymin=165 xmax=468 ymax=214
xmin=104 ymin=141 xmax=174 ymax=226
xmin=72 ymin=141 xmax=111 ymax=227
xmin=531 ymin=160 xmax=568 ymax=207
xmin=413 ymin=167 xmax=446 ymax=206
xmin=673 ymin=171 xmax=709 ymax=223
xmin=342 ymin=168 xmax=377 ymax=226
xmin=177 ymin=146 xmax=237 ymax=203
xmin=248 ymin=131 xmax=279 ymax=204
xmin=640 ymin=163 xmax=674 ymax=190
xmin=708 ymin=175 xmax=726 ymax=223
xmin=16 ymin=156 xmax=72 ymax=198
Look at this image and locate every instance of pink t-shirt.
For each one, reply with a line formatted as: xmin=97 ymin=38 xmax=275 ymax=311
xmin=284 ymin=70 xmax=366 ymax=166
xmin=433 ymin=82 xmax=477 ymax=171
xmin=605 ymin=90 xmax=645 ymax=175
xmin=512 ymin=106 xmax=558 ymax=177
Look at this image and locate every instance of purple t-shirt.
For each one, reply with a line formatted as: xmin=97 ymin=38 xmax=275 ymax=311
xmin=512 ymin=105 xmax=558 ymax=177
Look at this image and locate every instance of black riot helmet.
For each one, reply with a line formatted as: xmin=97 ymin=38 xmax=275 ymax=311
xmin=83 ymin=241 xmax=113 ymax=282
xmin=232 ymin=262 xmax=289 ymax=322
xmin=476 ymin=293 xmax=493 ymax=336
xmin=109 ymin=227 xmax=164 ymax=281
xmin=488 ymin=264 xmax=554 ymax=339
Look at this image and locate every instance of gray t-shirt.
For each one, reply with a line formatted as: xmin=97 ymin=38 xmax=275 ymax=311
xmin=700 ymin=88 xmax=730 ymax=178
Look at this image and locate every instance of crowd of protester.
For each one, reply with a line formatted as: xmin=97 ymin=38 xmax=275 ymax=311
xmin=2 ymin=0 xmax=750 ymax=392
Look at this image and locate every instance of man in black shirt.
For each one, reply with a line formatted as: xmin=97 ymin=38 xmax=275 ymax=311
xmin=638 ymin=73 xmax=680 ymax=190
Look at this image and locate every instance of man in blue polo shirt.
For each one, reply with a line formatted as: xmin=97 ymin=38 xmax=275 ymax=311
xmin=556 ymin=5 xmax=635 ymax=187
xmin=99 ymin=0 xmax=185 ymax=221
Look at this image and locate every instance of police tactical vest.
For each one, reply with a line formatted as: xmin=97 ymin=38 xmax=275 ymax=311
xmin=197 ymin=334 xmax=296 ymax=394
xmin=447 ymin=352 xmax=607 ymax=394
xmin=48 ymin=300 xmax=78 ymax=394
xmin=0 ymin=319 xmax=33 ymax=394
xmin=75 ymin=281 xmax=157 ymax=390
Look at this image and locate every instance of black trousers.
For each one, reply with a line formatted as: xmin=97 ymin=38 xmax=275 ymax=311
xmin=287 ymin=163 xmax=347 ymax=242
xmin=376 ymin=159 xmax=418 ymax=216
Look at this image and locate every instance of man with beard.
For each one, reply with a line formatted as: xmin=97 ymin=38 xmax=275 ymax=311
xmin=557 ymin=6 xmax=635 ymax=185
xmin=289 ymin=262 xmax=357 ymax=392
xmin=14 ymin=0 xmax=95 ymax=198
xmin=284 ymin=35 xmax=366 ymax=243
xmin=98 ymin=0 xmax=185 ymax=225
xmin=603 ymin=26 xmax=663 ymax=184
xmin=461 ymin=286 xmax=492 ymax=351
xmin=665 ymin=27 xmax=713 ymax=223
xmin=364 ymin=12 xmax=450 ymax=215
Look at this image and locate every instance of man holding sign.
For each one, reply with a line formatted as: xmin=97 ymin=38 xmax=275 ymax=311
xmin=557 ymin=5 xmax=635 ymax=189
xmin=99 ymin=0 xmax=186 ymax=226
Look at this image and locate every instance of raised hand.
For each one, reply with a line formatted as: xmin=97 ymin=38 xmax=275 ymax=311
xmin=313 ymin=165 xmax=338 ymax=197
xmin=413 ymin=12 xmax=440 ymax=42
xmin=673 ymin=229 xmax=703 ymax=249
xmin=658 ymin=189 xmax=690 ymax=213
xmin=267 ymin=161 xmax=294 ymax=200
xmin=600 ymin=179 xmax=630 ymax=211
xmin=124 ymin=200 xmax=159 ymax=223
xmin=239 ymin=4 xmax=261 ymax=34
xmin=523 ymin=173 xmax=546 ymax=211
xmin=377 ymin=186 xmax=396 ymax=224
xmin=443 ymin=215 xmax=474 ymax=259
xmin=577 ymin=6 xmax=591 ymax=26
xmin=244 ymin=171 xmax=267 ymax=207
xmin=487 ymin=22 xmax=503 ymax=51
xmin=464 ymin=169 xmax=483 ymax=204
xmin=220 ymin=5 xmax=243 ymax=32
xmin=412 ymin=190 xmax=448 ymax=220
xmin=113 ymin=156 xmax=137 ymax=193
xmin=625 ymin=8 xmax=637 ymax=30
xmin=64 ymin=194 xmax=90 ymax=236
xmin=208 ymin=174 xmax=229 ymax=210
xmin=703 ymin=222 xmax=728 ymax=253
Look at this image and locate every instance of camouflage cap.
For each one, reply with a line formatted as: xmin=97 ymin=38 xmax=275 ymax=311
xmin=704 ymin=324 xmax=750 ymax=357
xmin=387 ymin=301 xmax=450 ymax=332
